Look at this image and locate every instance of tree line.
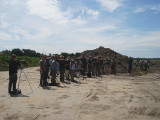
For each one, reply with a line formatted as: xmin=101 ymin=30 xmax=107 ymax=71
xmin=1 ymin=49 xmax=41 ymax=57
xmin=1 ymin=48 xmax=81 ymax=58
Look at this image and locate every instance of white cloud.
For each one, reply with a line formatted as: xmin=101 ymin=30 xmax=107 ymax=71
xmin=77 ymin=25 xmax=116 ymax=33
xmin=0 ymin=13 xmax=10 ymax=28
xmin=2 ymin=0 xmax=25 ymax=5
xmin=26 ymin=0 xmax=86 ymax=25
xmin=96 ymin=0 xmax=122 ymax=12
xmin=134 ymin=7 xmax=145 ymax=13
xmin=86 ymin=9 xmax=99 ymax=19
xmin=26 ymin=0 xmax=66 ymax=22
xmin=0 ymin=31 xmax=12 ymax=41
xmin=151 ymin=6 xmax=160 ymax=13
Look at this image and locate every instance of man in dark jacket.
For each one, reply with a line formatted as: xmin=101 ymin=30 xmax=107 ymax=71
xmin=8 ymin=54 xmax=20 ymax=94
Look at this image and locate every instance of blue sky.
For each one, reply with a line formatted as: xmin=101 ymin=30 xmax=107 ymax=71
xmin=0 ymin=0 xmax=160 ymax=58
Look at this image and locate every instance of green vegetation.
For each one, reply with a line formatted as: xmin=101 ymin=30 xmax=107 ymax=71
xmin=0 ymin=55 xmax=40 ymax=71
xmin=1 ymin=48 xmax=41 ymax=57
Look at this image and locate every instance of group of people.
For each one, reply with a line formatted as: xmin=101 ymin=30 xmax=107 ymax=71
xmin=8 ymin=54 xmax=134 ymax=94
xmin=40 ymin=54 xmax=77 ymax=87
xmin=139 ymin=59 xmax=150 ymax=71
xmin=39 ymin=54 xmax=119 ymax=87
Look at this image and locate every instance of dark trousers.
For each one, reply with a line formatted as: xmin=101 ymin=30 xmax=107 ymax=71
xmin=95 ymin=65 xmax=100 ymax=76
xmin=82 ymin=66 xmax=86 ymax=76
xmin=111 ymin=66 xmax=116 ymax=75
xmin=128 ymin=64 xmax=132 ymax=73
xmin=40 ymin=72 xmax=48 ymax=86
xmin=8 ymin=74 xmax=17 ymax=93
xmin=51 ymin=70 xmax=57 ymax=84
xmin=60 ymin=69 xmax=65 ymax=82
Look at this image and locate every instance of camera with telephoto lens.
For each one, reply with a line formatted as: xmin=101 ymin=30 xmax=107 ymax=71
xmin=19 ymin=60 xmax=27 ymax=65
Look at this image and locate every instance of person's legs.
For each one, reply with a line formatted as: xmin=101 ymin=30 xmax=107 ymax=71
xmin=60 ymin=70 xmax=63 ymax=82
xmin=114 ymin=67 xmax=116 ymax=75
xmin=40 ymin=74 xmax=43 ymax=86
xmin=71 ymin=70 xmax=75 ymax=81
xmin=65 ymin=70 xmax=69 ymax=80
xmin=8 ymin=76 xmax=13 ymax=93
xmin=52 ymin=70 xmax=57 ymax=84
xmin=62 ymin=69 xmax=65 ymax=81
xmin=12 ymin=74 xmax=17 ymax=93
xmin=42 ymin=72 xmax=48 ymax=86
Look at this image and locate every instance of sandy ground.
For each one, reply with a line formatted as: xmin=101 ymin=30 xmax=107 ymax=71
xmin=0 ymin=67 xmax=160 ymax=120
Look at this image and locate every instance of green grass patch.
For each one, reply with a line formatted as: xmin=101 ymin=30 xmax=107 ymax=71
xmin=0 ymin=55 xmax=40 ymax=71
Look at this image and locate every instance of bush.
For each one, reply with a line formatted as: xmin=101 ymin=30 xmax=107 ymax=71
xmin=0 ymin=55 xmax=40 ymax=71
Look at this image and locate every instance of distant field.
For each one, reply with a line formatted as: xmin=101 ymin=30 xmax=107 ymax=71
xmin=133 ymin=60 xmax=160 ymax=63
xmin=0 ymin=55 xmax=40 ymax=71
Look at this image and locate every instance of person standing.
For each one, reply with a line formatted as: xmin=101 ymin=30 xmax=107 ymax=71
xmin=8 ymin=54 xmax=20 ymax=94
xmin=95 ymin=56 xmax=101 ymax=77
xmin=111 ymin=57 xmax=116 ymax=75
xmin=92 ymin=57 xmax=97 ymax=76
xmin=40 ymin=54 xmax=48 ymax=87
xmin=59 ymin=56 xmax=66 ymax=82
xmin=87 ymin=56 xmax=92 ymax=77
xmin=128 ymin=57 xmax=133 ymax=74
xmin=65 ymin=57 xmax=70 ymax=81
xmin=139 ymin=60 xmax=144 ymax=71
xmin=70 ymin=57 xmax=77 ymax=82
xmin=80 ymin=55 xmax=87 ymax=76
xmin=144 ymin=61 xmax=148 ymax=71
xmin=51 ymin=55 xmax=58 ymax=85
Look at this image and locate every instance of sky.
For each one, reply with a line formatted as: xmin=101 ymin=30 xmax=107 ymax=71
xmin=0 ymin=0 xmax=160 ymax=58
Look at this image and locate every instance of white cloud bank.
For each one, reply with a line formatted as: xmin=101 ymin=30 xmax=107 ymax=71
xmin=134 ymin=7 xmax=146 ymax=13
xmin=26 ymin=0 xmax=67 ymax=23
xmin=96 ymin=0 xmax=122 ymax=12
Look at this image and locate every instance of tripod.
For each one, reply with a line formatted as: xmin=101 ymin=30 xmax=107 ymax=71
xmin=18 ymin=68 xmax=33 ymax=93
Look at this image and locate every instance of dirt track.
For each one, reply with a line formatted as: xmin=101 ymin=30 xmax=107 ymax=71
xmin=0 ymin=67 xmax=160 ymax=120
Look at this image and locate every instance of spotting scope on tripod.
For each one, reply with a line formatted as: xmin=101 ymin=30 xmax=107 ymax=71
xmin=17 ymin=63 xmax=33 ymax=95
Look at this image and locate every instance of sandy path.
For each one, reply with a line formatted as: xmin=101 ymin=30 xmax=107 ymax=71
xmin=0 ymin=67 xmax=160 ymax=120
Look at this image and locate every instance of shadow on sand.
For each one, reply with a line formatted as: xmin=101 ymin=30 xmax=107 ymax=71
xmin=9 ymin=93 xmax=29 ymax=97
